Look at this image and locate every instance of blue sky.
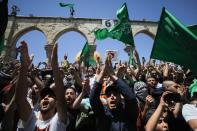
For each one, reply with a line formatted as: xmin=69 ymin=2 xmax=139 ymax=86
xmin=8 ymin=0 xmax=197 ymax=65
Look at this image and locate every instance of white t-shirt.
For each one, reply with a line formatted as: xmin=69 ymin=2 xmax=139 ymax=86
xmin=17 ymin=95 xmax=40 ymax=130
xmin=182 ymin=104 xmax=197 ymax=122
xmin=22 ymin=111 xmax=67 ymax=131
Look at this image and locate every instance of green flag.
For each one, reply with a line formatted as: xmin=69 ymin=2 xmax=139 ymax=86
xmin=109 ymin=3 xmax=134 ymax=46
xmin=150 ymin=8 xmax=197 ymax=77
xmin=94 ymin=3 xmax=134 ymax=47
xmin=94 ymin=28 xmax=109 ymax=40
xmin=129 ymin=47 xmax=133 ymax=65
xmin=89 ymin=57 xmax=96 ymax=66
xmin=116 ymin=3 xmax=129 ymax=22
xmin=109 ymin=21 xmax=134 ymax=46
xmin=188 ymin=25 xmax=197 ymax=36
xmin=59 ymin=3 xmax=74 ymax=8
xmin=80 ymin=42 xmax=90 ymax=67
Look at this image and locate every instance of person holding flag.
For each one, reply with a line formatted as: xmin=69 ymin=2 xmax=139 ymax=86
xmin=59 ymin=2 xmax=75 ymax=18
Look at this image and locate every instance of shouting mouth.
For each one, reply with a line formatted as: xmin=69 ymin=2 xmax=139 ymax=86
xmin=42 ymin=101 xmax=49 ymax=108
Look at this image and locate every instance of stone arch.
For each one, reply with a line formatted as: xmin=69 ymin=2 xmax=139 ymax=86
xmin=3 ymin=16 xmax=158 ymax=62
xmin=133 ymin=29 xmax=155 ymax=61
xmin=52 ymin=28 xmax=88 ymax=44
xmin=55 ymin=29 xmax=87 ymax=63
xmin=11 ymin=26 xmax=47 ymax=47
xmin=134 ymin=29 xmax=155 ymax=39
xmin=3 ymin=26 xmax=47 ymax=61
xmin=44 ymin=27 xmax=96 ymax=66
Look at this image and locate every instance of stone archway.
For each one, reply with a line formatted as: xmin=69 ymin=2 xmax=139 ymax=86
xmin=46 ymin=28 xmax=89 ymax=66
xmin=133 ymin=31 xmax=155 ymax=62
xmin=124 ymin=20 xmax=157 ymax=55
xmin=134 ymin=29 xmax=155 ymax=39
xmin=2 ymin=16 xmax=158 ymax=65
xmin=10 ymin=27 xmax=46 ymax=60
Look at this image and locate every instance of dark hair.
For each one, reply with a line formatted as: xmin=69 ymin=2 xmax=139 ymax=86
xmin=163 ymin=92 xmax=181 ymax=105
xmin=44 ymin=78 xmax=54 ymax=88
xmin=138 ymin=73 xmax=146 ymax=82
xmin=105 ymin=85 xmax=119 ymax=97
xmin=146 ymin=75 xmax=157 ymax=81
xmin=190 ymin=92 xmax=197 ymax=101
xmin=40 ymin=88 xmax=56 ymax=99
xmin=40 ymin=69 xmax=53 ymax=80
xmin=65 ymin=86 xmax=77 ymax=93
xmin=184 ymin=74 xmax=194 ymax=86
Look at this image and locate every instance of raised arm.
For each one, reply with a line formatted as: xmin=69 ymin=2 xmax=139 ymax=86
xmin=69 ymin=66 xmax=83 ymax=87
xmin=133 ymin=49 xmax=141 ymax=71
xmin=15 ymin=41 xmax=32 ymax=121
xmin=110 ymin=74 xmax=138 ymax=120
xmin=51 ymin=44 xmax=67 ymax=124
xmin=30 ymin=68 xmax=44 ymax=89
xmin=90 ymin=57 xmax=109 ymax=116
xmin=141 ymin=95 xmax=154 ymax=120
xmin=163 ymin=63 xmax=169 ymax=80
xmin=106 ymin=55 xmax=138 ymax=120
xmin=72 ymin=78 xmax=90 ymax=109
xmin=145 ymin=92 xmax=168 ymax=131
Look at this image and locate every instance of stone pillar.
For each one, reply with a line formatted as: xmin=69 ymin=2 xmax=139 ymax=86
xmin=89 ymin=44 xmax=96 ymax=57
xmin=44 ymin=44 xmax=54 ymax=68
xmin=86 ymin=34 xmax=96 ymax=60
xmin=87 ymin=37 xmax=97 ymax=62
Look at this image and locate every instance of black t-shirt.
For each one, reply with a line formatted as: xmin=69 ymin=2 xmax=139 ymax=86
xmin=67 ymin=108 xmax=80 ymax=131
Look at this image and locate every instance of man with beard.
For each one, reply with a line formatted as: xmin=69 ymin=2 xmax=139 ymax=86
xmin=90 ymin=55 xmax=138 ymax=131
xmin=15 ymin=42 xmax=68 ymax=131
xmin=65 ymin=87 xmax=77 ymax=108
xmin=65 ymin=86 xmax=78 ymax=131
xmin=65 ymin=78 xmax=91 ymax=131
xmin=146 ymin=76 xmax=163 ymax=109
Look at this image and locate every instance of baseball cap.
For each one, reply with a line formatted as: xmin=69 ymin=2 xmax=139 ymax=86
xmin=105 ymin=84 xmax=119 ymax=96
xmin=40 ymin=87 xmax=56 ymax=99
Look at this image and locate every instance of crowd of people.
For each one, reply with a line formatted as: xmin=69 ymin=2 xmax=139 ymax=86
xmin=0 ymin=41 xmax=197 ymax=131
